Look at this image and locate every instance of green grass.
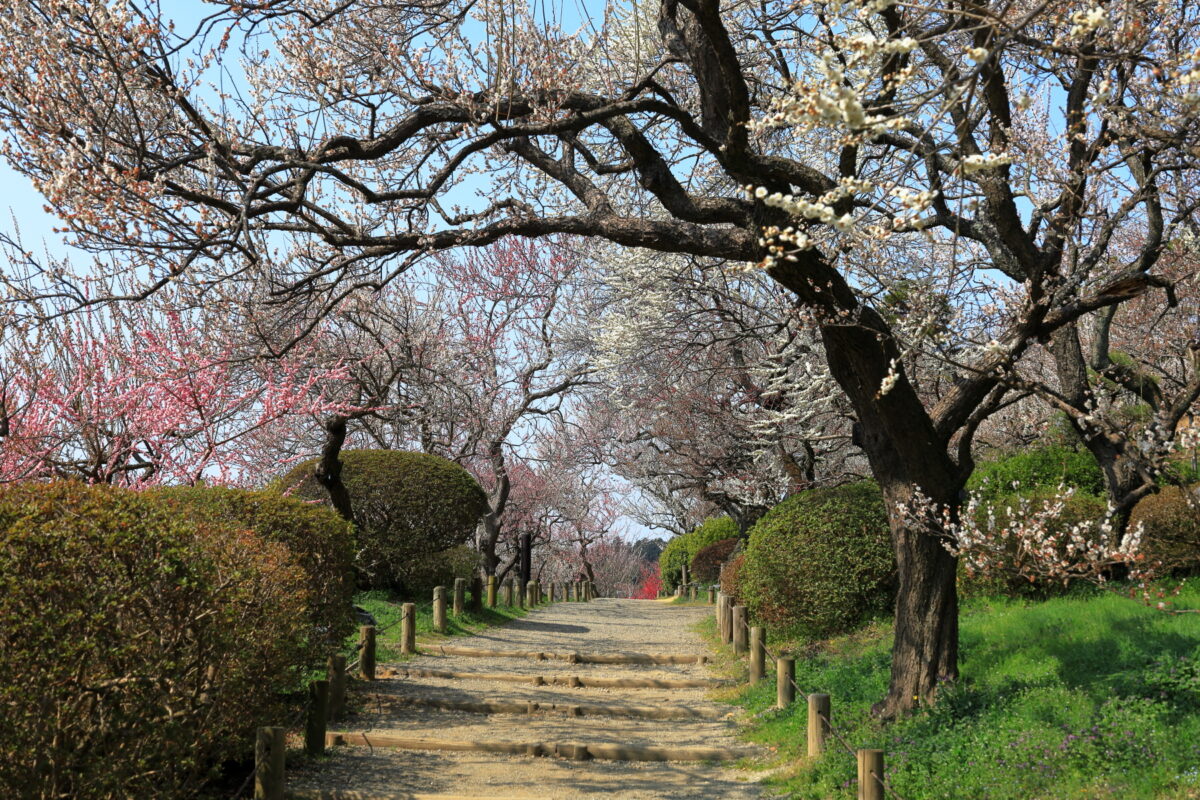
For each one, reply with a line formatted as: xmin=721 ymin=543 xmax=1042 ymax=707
xmin=344 ymin=589 xmax=530 ymax=663
xmin=709 ymin=584 xmax=1200 ymax=799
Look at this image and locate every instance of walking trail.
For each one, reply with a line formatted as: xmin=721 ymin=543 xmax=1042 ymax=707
xmin=289 ymin=598 xmax=765 ymax=799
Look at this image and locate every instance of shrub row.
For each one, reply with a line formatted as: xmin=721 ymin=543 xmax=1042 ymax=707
xmin=659 ymin=515 xmax=739 ymax=591
xmin=0 ymin=481 xmax=353 ymax=800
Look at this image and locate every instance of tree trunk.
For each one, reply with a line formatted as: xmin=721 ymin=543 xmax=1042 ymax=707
xmin=315 ymin=414 xmax=354 ymax=522
xmin=1049 ymin=325 xmax=1147 ymax=520
xmin=876 ymin=487 xmax=960 ymax=718
xmin=768 ymin=258 xmax=965 ymax=717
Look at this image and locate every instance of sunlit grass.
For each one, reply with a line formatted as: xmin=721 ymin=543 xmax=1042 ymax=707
xmin=706 ymin=583 xmax=1200 ymax=799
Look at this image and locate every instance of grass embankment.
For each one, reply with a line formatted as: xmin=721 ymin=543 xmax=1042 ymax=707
xmin=709 ymin=585 xmax=1200 ymax=799
xmin=345 ymin=589 xmax=530 ymax=663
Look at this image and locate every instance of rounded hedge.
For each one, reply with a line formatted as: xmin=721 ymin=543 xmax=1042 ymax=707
xmin=659 ymin=516 xmax=739 ymax=591
xmin=279 ymin=449 xmax=488 ymax=590
xmin=0 ymin=482 xmax=311 ymax=799
xmin=148 ymin=486 xmax=356 ymax=652
xmin=690 ymin=537 xmax=739 ymax=584
xmin=739 ymin=482 xmax=895 ymax=638
xmin=967 ymin=445 xmax=1104 ymax=500
xmin=1129 ymin=486 xmax=1200 ymax=575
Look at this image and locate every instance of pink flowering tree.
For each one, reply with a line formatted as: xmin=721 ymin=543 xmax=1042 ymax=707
xmin=0 ymin=299 xmax=356 ymax=486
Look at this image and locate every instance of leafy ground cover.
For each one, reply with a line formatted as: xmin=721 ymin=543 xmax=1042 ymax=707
xmin=708 ymin=584 xmax=1200 ymax=799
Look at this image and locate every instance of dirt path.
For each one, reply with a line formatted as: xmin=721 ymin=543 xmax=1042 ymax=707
xmin=289 ymin=598 xmax=764 ymax=799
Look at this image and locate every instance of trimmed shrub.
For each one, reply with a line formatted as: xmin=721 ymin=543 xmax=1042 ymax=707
xmin=0 ymin=482 xmax=311 ymax=800
xmin=1129 ymin=486 xmax=1200 ymax=575
xmin=402 ymin=544 xmax=482 ymax=597
xmin=148 ymin=486 xmax=356 ymax=653
xmin=968 ymin=445 xmax=1104 ymax=500
xmin=739 ymin=482 xmax=895 ymax=638
xmin=279 ymin=450 xmax=488 ymax=590
xmin=659 ymin=516 xmax=739 ymax=591
xmin=690 ymin=537 xmax=739 ymax=584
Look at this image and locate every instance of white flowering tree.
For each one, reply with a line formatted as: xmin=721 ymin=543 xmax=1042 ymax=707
xmin=3 ymin=0 xmax=1200 ymax=716
xmin=594 ymin=246 xmax=856 ymax=531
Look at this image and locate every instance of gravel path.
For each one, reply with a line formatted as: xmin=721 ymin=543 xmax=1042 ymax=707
xmin=289 ymin=598 xmax=765 ymax=799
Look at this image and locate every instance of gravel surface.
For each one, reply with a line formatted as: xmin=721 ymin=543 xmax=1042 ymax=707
xmin=289 ymin=598 xmax=765 ymax=799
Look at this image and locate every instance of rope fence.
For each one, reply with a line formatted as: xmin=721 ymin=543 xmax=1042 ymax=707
xmin=717 ymin=587 xmax=908 ymax=800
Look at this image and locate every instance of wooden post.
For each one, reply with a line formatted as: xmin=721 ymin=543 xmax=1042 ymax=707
xmin=400 ymin=602 xmax=416 ymax=655
xmin=689 ymin=583 xmax=697 ymax=601
xmin=327 ymin=655 xmax=346 ymax=722
xmin=254 ymin=726 xmax=285 ymax=800
xmin=305 ymin=679 xmax=329 ymax=756
xmin=776 ymin=657 xmax=795 ymax=709
xmin=749 ymin=627 xmax=765 ymax=684
xmin=732 ymin=605 xmax=748 ymax=655
xmin=469 ymin=575 xmax=483 ymax=611
xmin=808 ymin=693 xmax=831 ymax=757
xmin=716 ymin=592 xmax=726 ymax=639
xmin=526 ymin=581 xmax=536 ymax=607
xmin=453 ymin=577 xmax=466 ymax=615
xmin=857 ymin=749 xmax=885 ymax=800
xmin=504 ymin=579 xmax=514 ymax=606
xmin=707 ymin=586 xmax=715 ymax=604
xmin=573 ymin=580 xmax=581 ymax=601
xmin=359 ymin=625 xmax=376 ymax=681
xmin=433 ymin=586 xmax=447 ymax=633
xmin=487 ymin=575 xmax=498 ymax=607
xmin=517 ymin=581 xmax=526 ymax=609
xmin=549 ymin=582 xmax=557 ymax=603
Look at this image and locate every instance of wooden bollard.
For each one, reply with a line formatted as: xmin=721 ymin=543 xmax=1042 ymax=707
xmin=808 ymin=693 xmax=831 ymax=757
xmin=453 ymin=577 xmax=466 ymax=615
xmin=327 ymin=654 xmax=346 ymax=722
xmin=549 ymin=583 xmax=557 ymax=602
xmin=305 ymin=679 xmax=329 ymax=756
xmin=359 ymin=625 xmax=376 ymax=680
xmin=517 ymin=581 xmax=526 ymax=609
xmin=504 ymin=579 xmax=514 ymax=606
xmin=254 ymin=726 xmax=285 ymax=800
xmin=587 ymin=581 xmax=594 ymax=600
xmin=400 ymin=602 xmax=416 ymax=655
xmin=689 ymin=584 xmax=698 ymax=601
xmin=433 ymin=586 xmax=447 ymax=633
xmin=716 ymin=592 xmax=726 ymax=639
xmin=707 ymin=586 xmax=715 ymax=604
xmin=470 ymin=575 xmax=483 ymax=611
xmin=777 ymin=657 xmax=795 ymax=708
xmin=749 ymin=626 xmax=765 ymax=684
xmin=681 ymin=564 xmax=689 ymax=586
xmin=857 ymin=749 xmax=885 ymax=800
xmin=732 ymin=606 xmax=748 ymax=655
xmin=487 ymin=575 xmax=498 ymax=607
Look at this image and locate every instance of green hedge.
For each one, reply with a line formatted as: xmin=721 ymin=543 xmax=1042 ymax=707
xmin=659 ymin=516 xmax=739 ymax=591
xmin=739 ymin=482 xmax=895 ymax=638
xmin=968 ymin=445 xmax=1104 ymax=500
xmin=148 ymin=486 xmax=356 ymax=653
xmin=0 ymin=482 xmax=312 ymax=799
xmin=279 ymin=449 xmax=488 ymax=590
